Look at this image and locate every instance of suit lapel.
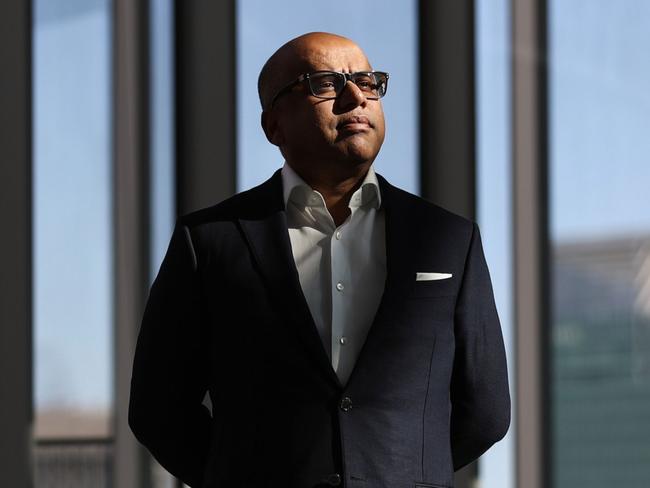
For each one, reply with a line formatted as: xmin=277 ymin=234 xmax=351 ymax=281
xmin=358 ymin=173 xmax=416 ymax=324
xmin=341 ymin=175 xmax=417 ymax=389
xmin=238 ymin=170 xmax=343 ymax=389
xmin=378 ymin=174 xmax=415 ymax=302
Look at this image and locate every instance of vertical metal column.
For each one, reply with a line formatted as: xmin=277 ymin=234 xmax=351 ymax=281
xmin=175 ymin=0 xmax=237 ymax=215
xmin=113 ymin=0 xmax=152 ymax=487
xmin=419 ymin=1 xmax=477 ymax=486
xmin=0 ymin=0 xmax=33 ymax=486
xmin=172 ymin=2 xmax=237 ymax=484
xmin=419 ymin=0 xmax=476 ymax=221
xmin=512 ymin=0 xmax=548 ymax=487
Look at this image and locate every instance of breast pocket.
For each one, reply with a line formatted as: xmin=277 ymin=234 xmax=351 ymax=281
xmin=411 ymin=276 xmax=457 ymax=298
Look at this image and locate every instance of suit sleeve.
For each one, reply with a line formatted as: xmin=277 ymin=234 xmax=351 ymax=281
xmin=128 ymin=220 xmax=212 ymax=487
xmin=450 ymin=222 xmax=511 ymax=471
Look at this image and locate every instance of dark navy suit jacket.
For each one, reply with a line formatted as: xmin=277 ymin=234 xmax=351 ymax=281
xmin=128 ymin=169 xmax=511 ymax=488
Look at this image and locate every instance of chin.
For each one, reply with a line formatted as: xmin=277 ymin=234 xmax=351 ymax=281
xmin=342 ymin=143 xmax=379 ymax=165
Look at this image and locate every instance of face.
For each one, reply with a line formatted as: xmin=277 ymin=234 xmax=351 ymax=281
xmin=263 ymin=37 xmax=386 ymax=172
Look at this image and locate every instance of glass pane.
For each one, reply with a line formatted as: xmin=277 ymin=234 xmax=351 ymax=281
xmin=149 ymin=0 xmax=178 ymax=486
xmin=549 ymin=1 xmax=650 ymax=486
xmin=475 ymin=0 xmax=515 ymax=486
xmin=32 ymin=0 xmax=113 ymax=484
xmin=150 ymin=0 xmax=175 ymax=279
xmin=236 ymin=0 xmax=418 ymax=194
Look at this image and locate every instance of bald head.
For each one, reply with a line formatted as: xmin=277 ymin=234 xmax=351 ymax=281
xmin=257 ymin=32 xmax=371 ymax=111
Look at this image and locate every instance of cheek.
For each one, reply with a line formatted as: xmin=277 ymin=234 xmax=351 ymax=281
xmin=282 ymin=113 xmax=335 ymax=153
xmin=373 ymin=108 xmax=386 ymax=141
xmin=311 ymin=105 xmax=338 ymax=135
xmin=295 ymin=105 xmax=333 ymax=135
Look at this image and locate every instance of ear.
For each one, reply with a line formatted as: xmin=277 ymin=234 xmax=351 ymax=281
xmin=261 ymin=110 xmax=284 ymax=147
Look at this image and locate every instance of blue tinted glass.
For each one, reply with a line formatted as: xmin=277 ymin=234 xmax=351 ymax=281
xmin=476 ymin=0 xmax=515 ymax=486
xmin=549 ymin=1 xmax=650 ymax=486
xmin=236 ymin=0 xmax=418 ymax=194
xmin=150 ymin=0 xmax=175 ymax=278
xmin=33 ymin=0 xmax=112 ymax=439
xmin=149 ymin=2 xmax=177 ymax=483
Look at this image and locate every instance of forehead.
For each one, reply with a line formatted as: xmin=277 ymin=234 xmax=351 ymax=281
xmin=294 ymin=41 xmax=372 ymax=72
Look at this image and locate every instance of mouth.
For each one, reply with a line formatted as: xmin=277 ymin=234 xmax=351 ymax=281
xmin=337 ymin=115 xmax=372 ymax=132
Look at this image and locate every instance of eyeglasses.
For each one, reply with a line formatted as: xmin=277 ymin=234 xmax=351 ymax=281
xmin=269 ymin=70 xmax=389 ymax=109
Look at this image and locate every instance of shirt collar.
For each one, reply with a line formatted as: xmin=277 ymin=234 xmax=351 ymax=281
xmin=280 ymin=161 xmax=382 ymax=210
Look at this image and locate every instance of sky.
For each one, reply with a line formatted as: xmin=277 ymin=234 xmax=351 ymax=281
xmin=32 ymin=1 xmax=650 ymax=487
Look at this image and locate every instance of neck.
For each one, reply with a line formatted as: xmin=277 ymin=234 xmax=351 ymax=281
xmin=288 ymin=160 xmax=371 ymax=227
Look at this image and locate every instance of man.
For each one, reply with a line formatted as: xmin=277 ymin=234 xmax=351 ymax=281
xmin=129 ymin=32 xmax=510 ymax=488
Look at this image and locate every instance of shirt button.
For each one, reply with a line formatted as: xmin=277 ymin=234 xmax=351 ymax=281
xmin=339 ymin=336 xmax=347 ymax=345
xmin=336 ymin=282 xmax=344 ymax=292
xmin=340 ymin=396 xmax=352 ymax=412
xmin=335 ymin=230 xmax=342 ymax=240
xmin=326 ymin=473 xmax=342 ymax=486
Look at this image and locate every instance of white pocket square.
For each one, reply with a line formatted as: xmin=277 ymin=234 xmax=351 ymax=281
xmin=416 ymin=272 xmax=453 ymax=281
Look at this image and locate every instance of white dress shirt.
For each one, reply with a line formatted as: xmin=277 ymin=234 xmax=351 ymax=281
xmin=281 ymin=162 xmax=387 ymax=386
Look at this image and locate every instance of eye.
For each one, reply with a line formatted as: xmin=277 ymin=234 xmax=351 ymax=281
xmin=352 ymin=75 xmax=375 ymax=91
xmin=310 ymin=74 xmax=339 ymax=94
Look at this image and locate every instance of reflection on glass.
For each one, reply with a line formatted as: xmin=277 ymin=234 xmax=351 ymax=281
xmin=549 ymin=1 xmax=650 ymax=486
xmin=236 ymin=0 xmax=418 ymax=194
xmin=33 ymin=0 xmax=112 ymax=441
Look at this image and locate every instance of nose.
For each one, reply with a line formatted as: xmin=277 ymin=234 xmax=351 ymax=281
xmin=337 ymin=80 xmax=367 ymax=110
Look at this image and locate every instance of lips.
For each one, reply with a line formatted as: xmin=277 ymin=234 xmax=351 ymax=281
xmin=337 ymin=115 xmax=372 ymax=131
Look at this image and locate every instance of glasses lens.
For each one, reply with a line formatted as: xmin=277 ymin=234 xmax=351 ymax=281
xmin=352 ymin=72 xmax=388 ymax=99
xmin=308 ymin=73 xmax=344 ymax=97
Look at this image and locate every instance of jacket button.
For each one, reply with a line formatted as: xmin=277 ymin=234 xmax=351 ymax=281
xmin=326 ymin=473 xmax=341 ymax=486
xmin=339 ymin=396 xmax=352 ymax=412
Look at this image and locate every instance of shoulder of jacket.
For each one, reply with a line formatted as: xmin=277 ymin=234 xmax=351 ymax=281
xmin=378 ymin=173 xmax=475 ymax=233
xmin=176 ymin=172 xmax=281 ymax=230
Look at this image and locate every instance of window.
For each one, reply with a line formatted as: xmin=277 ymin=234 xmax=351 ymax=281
xmin=549 ymin=1 xmax=650 ymax=485
xmin=475 ymin=0 xmax=515 ymax=486
xmin=33 ymin=0 xmax=113 ymax=484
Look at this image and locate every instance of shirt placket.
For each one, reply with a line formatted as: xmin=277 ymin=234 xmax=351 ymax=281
xmin=330 ymin=206 xmax=359 ymax=378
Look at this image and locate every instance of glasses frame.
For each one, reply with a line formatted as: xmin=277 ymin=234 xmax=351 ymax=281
xmin=268 ymin=70 xmax=389 ymax=109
